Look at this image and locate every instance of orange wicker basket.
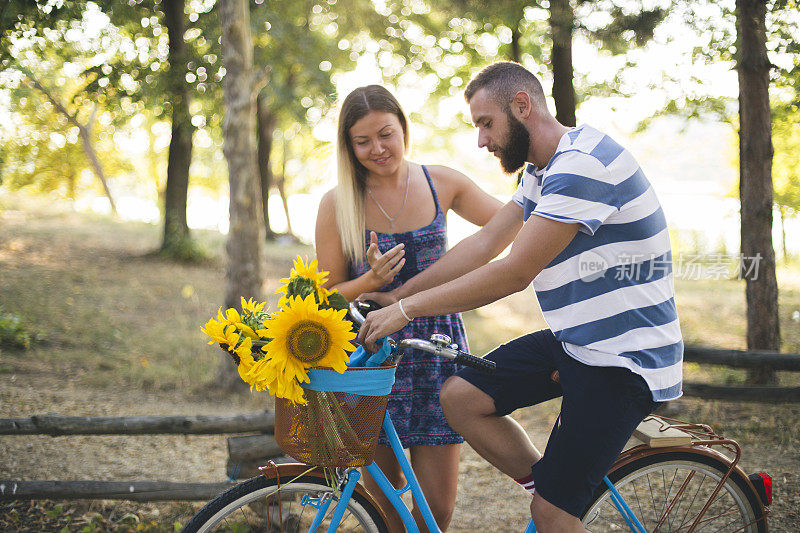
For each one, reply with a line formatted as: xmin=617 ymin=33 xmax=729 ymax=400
xmin=275 ymin=365 xmax=396 ymax=467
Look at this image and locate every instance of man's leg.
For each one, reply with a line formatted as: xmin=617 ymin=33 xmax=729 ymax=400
xmin=530 ymin=494 xmax=589 ymax=533
xmin=529 ymin=355 xmax=658 ymax=531
xmin=441 ymin=331 xmax=563 ymax=482
xmin=439 ymin=377 xmax=540 ymax=479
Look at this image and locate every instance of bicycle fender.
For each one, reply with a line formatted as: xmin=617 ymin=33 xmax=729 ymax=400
xmin=258 ymin=462 xmax=390 ymax=524
xmin=611 ymin=444 xmax=766 ymax=511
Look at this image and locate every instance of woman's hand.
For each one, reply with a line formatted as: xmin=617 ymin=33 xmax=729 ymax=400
xmin=358 ymin=290 xmax=399 ymax=307
xmin=366 ymin=231 xmax=405 ymax=287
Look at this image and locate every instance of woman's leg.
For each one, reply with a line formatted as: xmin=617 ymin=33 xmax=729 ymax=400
xmin=361 ymin=444 xmax=406 ymax=533
xmin=409 ymin=443 xmax=461 ymax=532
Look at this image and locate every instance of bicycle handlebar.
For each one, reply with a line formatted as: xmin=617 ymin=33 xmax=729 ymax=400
xmin=348 ymin=301 xmax=496 ymax=374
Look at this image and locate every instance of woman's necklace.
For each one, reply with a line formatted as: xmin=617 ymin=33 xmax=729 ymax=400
xmin=367 ymin=164 xmax=410 ymax=230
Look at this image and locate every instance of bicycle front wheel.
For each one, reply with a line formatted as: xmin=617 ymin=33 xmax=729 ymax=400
xmin=182 ymin=473 xmax=388 ymax=533
xmin=581 ymin=450 xmax=766 ymax=533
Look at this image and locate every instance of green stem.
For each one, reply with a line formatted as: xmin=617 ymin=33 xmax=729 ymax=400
xmin=327 ymin=392 xmax=365 ymax=452
xmin=317 ymin=391 xmax=357 ymax=464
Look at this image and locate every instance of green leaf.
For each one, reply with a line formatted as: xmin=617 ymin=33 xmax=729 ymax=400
xmin=116 ymin=512 xmax=140 ymax=524
xmin=45 ymin=504 xmax=63 ymax=518
xmin=325 ymin=292 xmax=349 ymax=312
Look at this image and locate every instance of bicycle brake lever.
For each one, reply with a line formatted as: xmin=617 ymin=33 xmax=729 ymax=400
xmin=388 ymin=339 xmax=404 ymax=364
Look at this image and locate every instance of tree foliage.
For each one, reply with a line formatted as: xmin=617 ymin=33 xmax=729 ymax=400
xmin=0 ymin=73 xmax=131 ymax=199
xmin=0 ymin=4 xmax=141 ymax=208
xmin=772 ymin=104 xmax=800 ymax=259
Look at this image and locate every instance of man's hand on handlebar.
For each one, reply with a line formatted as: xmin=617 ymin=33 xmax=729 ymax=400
xmin=356 ymin=302 xmax=409 ymax=352
xmin=350 ymin=301 xmax=497 ymax=373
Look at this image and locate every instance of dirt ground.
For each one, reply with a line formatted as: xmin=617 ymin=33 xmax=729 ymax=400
xmin=1 ymin=374 xmax=798 ymax=531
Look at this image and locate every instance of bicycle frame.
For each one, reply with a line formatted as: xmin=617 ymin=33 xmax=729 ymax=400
xmin=296 ymin=303 xmax=658 ymax=532
xmin=317 ymin=411 xmax=440 ymax=533
xmin=308 ymin=409 xmax=648 ymax=533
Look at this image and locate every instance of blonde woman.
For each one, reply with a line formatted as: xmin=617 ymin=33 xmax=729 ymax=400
xmin=315 ymin=85 xmax=501 ymax=531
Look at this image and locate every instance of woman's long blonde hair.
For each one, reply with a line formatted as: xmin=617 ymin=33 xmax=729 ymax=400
xmin=335 ymin=85 xmax=409 ymax=264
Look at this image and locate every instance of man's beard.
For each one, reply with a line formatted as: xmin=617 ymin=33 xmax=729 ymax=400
xmin=496 ymin=112 xmax=531 ymax=174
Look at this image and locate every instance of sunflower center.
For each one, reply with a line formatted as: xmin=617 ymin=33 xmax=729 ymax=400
xmin=287 ymin=320 xmax=331 ymax=363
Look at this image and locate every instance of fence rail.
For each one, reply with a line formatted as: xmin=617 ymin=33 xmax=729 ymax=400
xmin=0 ymin=411 xmax=282 ymax=502
xmin=0 ymin=480 xmax=237 ymax=501
xmin=684 ymin=345 xmax=800 ymax=370
xmin=681 ymin=344 xmax=800 ymax=402
xmin=683 ymin=382 xmax=800 ymax=401
xmin=0 ymin=412 xmax=274 ymax=436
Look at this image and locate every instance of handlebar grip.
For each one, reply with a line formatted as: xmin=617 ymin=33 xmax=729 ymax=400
xmin=454 ymin=352 xmax=496 ymax=373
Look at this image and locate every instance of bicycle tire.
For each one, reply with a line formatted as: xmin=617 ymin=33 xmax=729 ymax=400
xmin=182 ymin=473 xmax=389 ymax=533
xmin=581 ymin=449 xmax=766 ymax=532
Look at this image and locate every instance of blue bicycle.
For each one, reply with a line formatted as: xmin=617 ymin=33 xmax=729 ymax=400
xmin=183 ymin=303 xmax=771 ymax=533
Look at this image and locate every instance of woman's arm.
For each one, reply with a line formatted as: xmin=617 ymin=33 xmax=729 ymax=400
xmin=359 ymin=166 xmax=511 ymax=306
xmin=315 ymin=190 xmax=404 ymax=301
xmin=428 ymin=165 xmax=503 ymax=227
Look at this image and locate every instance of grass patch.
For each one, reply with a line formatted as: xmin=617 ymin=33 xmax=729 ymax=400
xmin=0 ymin=306 xmax=41 ymax=350
xmin=0 ymin=193 xmax=310 ymax=393
xmin=675 ymin=275 xmax=800 ymax=354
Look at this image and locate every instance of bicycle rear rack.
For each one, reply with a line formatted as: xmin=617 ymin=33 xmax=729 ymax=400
xmin=616 ymin=416 xmax=768 ymax=533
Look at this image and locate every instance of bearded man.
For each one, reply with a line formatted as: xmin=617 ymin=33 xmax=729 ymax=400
xmin=358 ymin=61 xmax=683 ymax=532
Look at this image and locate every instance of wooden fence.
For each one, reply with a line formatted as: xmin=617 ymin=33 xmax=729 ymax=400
xmin=683 ymin=345 xmax=800 ymax=401
xmin=0 ymin=412 xmax=284 ymax=502
xmin=0 ymin=412 xmax=274 ymax=436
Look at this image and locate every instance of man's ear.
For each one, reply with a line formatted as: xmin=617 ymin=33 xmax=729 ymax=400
xmin=510 ymin=91 xmax=532 ymax=120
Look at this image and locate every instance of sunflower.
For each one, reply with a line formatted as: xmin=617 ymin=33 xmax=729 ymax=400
xmin=201 ymin=314 xmax=242 ymax=351
xmin=275 ymin=256 xmax=332 ymax=306
xmin=241 ymin=297 xmax=267 ymax=314
xmin=257 ymin=294 xmax=356 ymax=404
xmin=222 ymin=307 xmax=259 ymax=339
xmin=234 ymin=337 xmax=257 ymax=382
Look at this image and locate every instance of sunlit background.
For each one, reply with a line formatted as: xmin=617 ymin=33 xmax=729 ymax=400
xmin=2 ymin=4 xmax=800 ymax=529
xmin=1 ymin=0 xmax=798 ymax=256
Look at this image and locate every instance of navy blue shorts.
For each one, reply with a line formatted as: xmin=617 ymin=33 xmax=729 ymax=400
xmin=456 ymin=329 xmax=659 ymax=518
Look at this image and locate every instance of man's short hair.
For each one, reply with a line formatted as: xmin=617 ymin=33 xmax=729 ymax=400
xmin=464 ymin=61 xmax=546 ymax=111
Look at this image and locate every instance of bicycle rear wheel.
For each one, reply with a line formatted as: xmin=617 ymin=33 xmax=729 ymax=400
xmin=182 ymin=473 xmax=388 ymax=533
xmin=581 ymin=450 xmax=766 ymax=532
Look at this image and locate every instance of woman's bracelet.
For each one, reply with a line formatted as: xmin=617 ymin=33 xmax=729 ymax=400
xmin=398 ymin=299 xmax=412 ymax=322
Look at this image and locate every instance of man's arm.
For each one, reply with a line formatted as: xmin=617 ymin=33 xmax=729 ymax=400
xmin=358 ymin=214 xmax=579 ymax=350
xmin=365 ymin=200 xmax=523 ymax=307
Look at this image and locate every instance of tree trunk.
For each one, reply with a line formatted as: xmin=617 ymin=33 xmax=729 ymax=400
xmin=23 ymin=73 xmax=117 ymax=213
xmin=77 ymin=122 xmax=117 ymax=214
xmin=276 ymin=173 xmax=295 ymax=237
xmin=277 ymin=138 xmax=296 ymax=237
xmin=779 ymin=206 xmax=787 ymax=261
xmin=510 ymin=26 xmax=521 ymax=63
xmin=217 ymin=0 xmax=266 ymax=391
xmin=162 ymin=0 xmax=194 ymax=255
xmin=736 ymin=0 xmax=780 ymax=384
xmin=549 ymin=0 xmax=577 ymax=127
xmin=256 ymin=94 xmax=278 ymax=239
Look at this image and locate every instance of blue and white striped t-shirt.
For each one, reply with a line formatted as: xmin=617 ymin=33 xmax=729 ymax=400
xmin=512 ymin=124 xmax=683 ymax=401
